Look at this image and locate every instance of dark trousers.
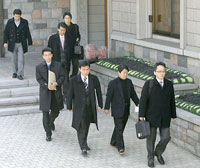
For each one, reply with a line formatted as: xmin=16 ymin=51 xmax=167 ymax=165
xmin=42 ymin=92 xmax=60 ymax=136
xmin=77 ymin=119 xmax=90 ymax=150
xmin=71 ymin=57 xmax=79 ymax=77
xmin=110 ymin=106 xmax=129 ymax=150
xmin=77 ymin=105 xmax=92 ymax=150
xmin=62 ymin=64 xmax=69 ymax=99
xmin=147 ymin=127 xmax=171 ymax=159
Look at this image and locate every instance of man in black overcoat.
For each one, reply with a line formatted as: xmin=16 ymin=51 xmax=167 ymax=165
xmin=36 ymin=48 xmax=64 ymax=141
xmin=67 ymin=60 xmax=103 ymax=155
xmin=63 ymin=12 xmax=81 ymax=77
xmin=3 ymin=9 xmax=32 ymax=80
xmin=104 ymin=65 xmax=139 ymax=155
xmin=139 ymin=62 xmax=176 ymax=167
xmin=48 ymin=22 xmax=70 ymax=104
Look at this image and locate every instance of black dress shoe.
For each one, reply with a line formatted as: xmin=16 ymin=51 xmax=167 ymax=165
xmin=17 ymin=75 xmax=23 ymax=80
xmin=155 ymin=154 xmax=165 ymax=165
xmin=148 ymin=159 xmax=155 ymax=167
xmin=50 ymin=123 xmax=55 ymax=131
xmin=118 ymin=148 xmax=125 ymax=155
xmin=81 ymin=149 xmax=87 ymax=156
xmin=46 ymin=136 xmax=52 ymax=141
xmin=12 ymin=73 xmax=17 ymax=78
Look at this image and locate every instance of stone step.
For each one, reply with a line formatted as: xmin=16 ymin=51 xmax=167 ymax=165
xmin=0 ymin=86 xmax=39 ymax=98
xmin=0 ymin=105 xmax=40 ymax=117
xmin=0 ymin=95 xmax=39 ymax=107
xmin=0 ymin=78 xmax=38 ymax=89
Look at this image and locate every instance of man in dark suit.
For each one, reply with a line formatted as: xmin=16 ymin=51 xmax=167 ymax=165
xmin=104 ymin=65 xmax=139 ymax=155
xmin=48 ymin=22 xmax=70 ymax=104
xmin=36 ymin=48 xmax=64 ymax=141
xmin=139 ymin=62 xmax=176 ymax=167
xmin=63 ymin=12 xmax=81 ymax=77
xmin=3 ymin=9 xmax=32 ymax=80
xmin=67 ymin=60 xmax=103 ymax=155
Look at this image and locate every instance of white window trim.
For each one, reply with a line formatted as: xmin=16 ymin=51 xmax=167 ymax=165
xmin=136 ymin=0 xmax=186 ymax=49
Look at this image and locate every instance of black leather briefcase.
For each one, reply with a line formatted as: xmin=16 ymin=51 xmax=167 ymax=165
xmin=135 ymin=120 xmax=150 ymax=139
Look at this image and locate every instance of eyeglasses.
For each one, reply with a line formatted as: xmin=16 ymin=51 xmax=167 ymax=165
xmin=155 ymin=71 xmax=166 ymax=73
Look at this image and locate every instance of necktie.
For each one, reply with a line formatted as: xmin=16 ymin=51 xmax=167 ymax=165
xmin=47 ymin=64 xmax=50 ymax=70
xmin=61 ymin=37 xmax=64 ymax=49
xmin=159 ymin=81 xmax=163 ymax=87
xmin=83 ymin=77 xmax=88 ymax=89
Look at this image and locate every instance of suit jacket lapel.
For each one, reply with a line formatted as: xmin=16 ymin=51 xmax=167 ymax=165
xmin=56 ymin=33 xmax=61 ymax=48
xmin=41 ymin=61 xmax=48 ymax=81
xmin=76 ymin=74 xmax=85 ymax=89
xmin=17 ymin=18 xmax=25 ymax=32
xmin=88 ymin=74 xmax=93 ymax=93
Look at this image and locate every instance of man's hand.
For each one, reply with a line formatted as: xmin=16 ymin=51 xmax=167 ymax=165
xmin=52 ymin=82 xmax=58 ymax=87
xmin=97 ymin=107 xmax=101 ymax=112
xmin=172 ymin=118 xmax=176 ymax=121
xmin=3 ymin=43 xmax=7 ymax=48
xmin=104 ymin=109 xmax=109 ymax=116
xmin=68 ymin=109 xmax=72 ymax=112
xmin=48 ymin=82 xmax=57 ymax=90
xmin=139 ymin=117 xmax=146 ymax=121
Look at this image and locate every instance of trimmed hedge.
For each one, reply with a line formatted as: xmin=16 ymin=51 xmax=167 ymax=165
xmin=175 ymin=92 xmax=200 ymax=116
xmin=96 ymin=56 xmax=194 ymax=85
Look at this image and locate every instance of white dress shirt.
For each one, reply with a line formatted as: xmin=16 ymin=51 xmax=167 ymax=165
xmin=156 ymin=78 xmax=164 ymax=87
xmin=81 ymin=75 xmax=88 ymax=85
xmin=15 ymin=20 xmax=20 ymax=27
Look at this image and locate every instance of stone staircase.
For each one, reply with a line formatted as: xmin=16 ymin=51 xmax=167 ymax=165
xmin=0 ymin=78 xmax=40 ymax=117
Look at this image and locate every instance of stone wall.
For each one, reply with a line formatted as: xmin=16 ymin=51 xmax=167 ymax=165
xmin=88 ymin=0 xmax=105 ymax=47
xmin=112 ymin=0 xmax=136 ymax=35
xmin=90 ymin=64 xmax=200 ymax=158
xmin=3 ymin=0 xmax=70 ymax=52
xmin=186 ymin=0 xmax=200 ymax=49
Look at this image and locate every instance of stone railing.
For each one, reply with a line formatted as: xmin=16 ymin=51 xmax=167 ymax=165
xmin=90 ymin=64 xmax=200 ymax=157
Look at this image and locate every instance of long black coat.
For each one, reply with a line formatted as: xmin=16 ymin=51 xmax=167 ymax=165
xmin=139 ymin=78 xmax=176 ymax=128
xmin=3 ymin=17 xmax=32 ymax=53
xmin=104 ymin=77 xmax=139 ymax=117
xmin=48 ymin=33 xmax=71 ymax=72
xmin=36 ymin=61 xmax=64 ymax=112
xmin=64 ymin=22 xmax=80 ymax=59
xmin=67 ymin=74 xmax=103 ymax=131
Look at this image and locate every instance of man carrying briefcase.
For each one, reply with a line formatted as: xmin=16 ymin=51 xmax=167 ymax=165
xmin=139 ymin=62 xmax=176 ymax=167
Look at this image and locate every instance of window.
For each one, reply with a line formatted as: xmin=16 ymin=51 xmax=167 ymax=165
xmin=152 ymin=0 xmax=180 ymax=38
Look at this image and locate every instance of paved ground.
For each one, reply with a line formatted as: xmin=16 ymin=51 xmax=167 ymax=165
xmin=0 ymin=110 xmax=200 ymax=168
xmin=0 ymin=52 xmax=200 ymax=168
xmin=0 ymin=52 xmax=43 ymax=79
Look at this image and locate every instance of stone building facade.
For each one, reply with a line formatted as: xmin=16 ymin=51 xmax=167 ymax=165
xmin=1 ymin=0 xmax=200 ymax=87
xmin=3 ymin=0 xmax=70 ymax=52
xmin=1 ymin=0 xmax=106 ymax=54
xmin=107 ymin=0 xmax=200 ymax=87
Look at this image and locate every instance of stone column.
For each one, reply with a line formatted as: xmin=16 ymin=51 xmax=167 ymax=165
xmin=77 ymin=0 xmax=88 ymax=46
xmin=70 ymin=0 xmax=78 ymax=23
xmin=0 ymin=0 xmax=4 ymax=57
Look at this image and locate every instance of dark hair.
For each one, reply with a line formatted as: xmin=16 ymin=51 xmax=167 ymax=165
xmin=57 ymin=22 xmax=66 ymax=29
xmin=79 ymin=60 xmax=90 ymax=68
xmin=13 ymin=9 xmax=22 ymax=15
xmin=63 ymin=12 xmax=72 ymax=19
xmin=118 ymin=64 xmax=129 ymax=73
xmin=154 ymin=62 xmax=166 ymax=71
xmin=42 ymin=47 xmax=52 ymax=55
